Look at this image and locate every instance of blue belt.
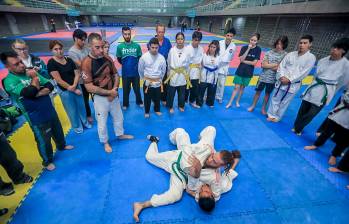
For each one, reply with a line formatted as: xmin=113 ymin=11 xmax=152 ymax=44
xmin=274 ymin=80 xmax=301 ymax=103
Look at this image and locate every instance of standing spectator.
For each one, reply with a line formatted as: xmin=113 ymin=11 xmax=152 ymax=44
xmin=150 ymin=24 xmax=172 ymax=106
xmin=197 ymin=40 xmax=221 ymax=108
xmin=1 ymin=51 xmax=74 ymax=171
xmin=304 ymin=91 xmax=349 ymax=166
xmin=138 ymin=38 xmax=167 ymax=118
xmin=47 ymin=40 xmax=91 ymax=134
xmin=267 ymin=35 xmax=316 ymax=122
xmin=185 ymin=31 xmax=204 ymax=108
xmin=81 ymin=33 xmax=133 ymax=153
xmin=68 ymin=29 xmax=93 ymax=124
xmin=165 ymin=32 xmax=190 ymax=113
xmin=215 ymin=28 xmax=237 ymax=104
xmin=12 ymin=39 xmax=49 ymax=79
xmin=50 ymin=19 xmax=56 ymax=32
xmin=292 ymin=38 xmax=349 ymax=135
xmin=226 ymin=33 xmax=262 ymax=108
xmin=65 ymin=20 xmax=71 ymax=31
xmin=248 ymin=36 xmax=288 ymax=114
xmin=0 ymin=130 xmax=33 ymax=196
xmin=116 ymin=26 xmax=143 ymax=110
xmin=103 ymin=40 xmax=116 ymax=62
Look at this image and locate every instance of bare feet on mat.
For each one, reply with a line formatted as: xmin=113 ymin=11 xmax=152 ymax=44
xmin=155 ymin=112 xmax=162 ymax=116
xmin=64 ymin=145 xmax=74 ymax=150
xmin=139 ymin=104 xmax=144 ymax=108
xmin=122 ymin=106 xmax=127 ymax=110
xmin=45 ymin=163 xmax=56 ymax=171
xmin=104 ymin=143 xmax=112 ymax=153
xmin=225 ymin=103 xmax=232 ymax=109
xmin=328 ymin=167 xmax=343 ymax=173
xmin=117 ymin=134 xmax=134 ymax=140
xmin=144 ymin=113 xmax=150 ymax=118
xmin=316 ymin=132 xmax=321 ymax=137
xmin=261 ymin=109 xmax=267 ymax=115
xmin=133 ymin=202 xmax=143 ymax=223
xmin=328 ymin=156 xmax=337 ymax=166
xmin=247 ymin=106 xmax=254 ymax=112
xmin=179 ymin=107 xmax=184 ymax=112
xmin=169 ymin=108 xmax=174 ymax=114
xmin=87 ymin=116 xmax=93 ymax=124
xmin=191 ymin=103 xmax=200 ymax=108
xmin=162 ymin=101 xmax=166 ymax=106
xmin=304 ymin=145 xmax=317 ymax=150
xmin=236 ymin=102 xmax=240 ymax=108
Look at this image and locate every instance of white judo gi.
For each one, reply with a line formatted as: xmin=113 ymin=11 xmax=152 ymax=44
xmin=166 ymin=46 xmax=190 ymax=87
xmin=216 ymin=40 xmax=236 ymax=101
xmin=187 ymin=168 xmax=238 ymax=202
xmin=268 ymin=50 xmax=316 ymax=120
xmin=145 ymin=126 xmax=217 ymax=207
xmin=302 ymin=56 xmax=349 ymax=107
xmin=185 ymin=44 xmax=204 ymax=81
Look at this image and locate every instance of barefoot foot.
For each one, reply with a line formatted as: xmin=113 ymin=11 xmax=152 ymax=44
xmin=117 ymin=134 xmax=134 ymax=140
xmin=155 ymin=112 xmax=162 ymax=116
xmin=247 ymin=106 xmax=254 ymax=112
xmin=304 ymin=145 xmax=317 ymax=150
xmin=328 ymin=167 xmax=343 ymax=173
xmin=104 ymin=143 xmax=112 ymax=153
xmin=133 ymin=202 xmax=143 ymax=223
xmin=328 ymin=156 xmax=337 ymax=166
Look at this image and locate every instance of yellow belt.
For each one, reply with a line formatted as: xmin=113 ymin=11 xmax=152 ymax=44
xmin=189 ymin=63 xmax=201 ymax=69
xmin=164 ymin=67 xmax=192 ymax=89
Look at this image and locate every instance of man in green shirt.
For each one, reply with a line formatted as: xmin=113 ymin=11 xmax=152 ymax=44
xmin=1 ymin=51 xmax=73 ymax=171
xmin=116 ymin=26 xmax=143 ymax=110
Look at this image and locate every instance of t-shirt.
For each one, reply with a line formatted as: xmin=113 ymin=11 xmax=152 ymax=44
xmin=68 ymin=46 xmax=89 ymax=69
xmin=148 ymin=37 xmax=172 ymax=60
xmin=259 ymin=49 xmax=287 ymax=84
xmin=235 ymin=45 xmax=261 ymax=78
xmin=81 ymin=55 xmax=117 ymax=91
xmin=116 ymin=41 xmax=142 ymax=77
xmin=47 ymin=57 xmax=77 ymax=91
xmin=3 ymin=72 xmax=55 ymax=125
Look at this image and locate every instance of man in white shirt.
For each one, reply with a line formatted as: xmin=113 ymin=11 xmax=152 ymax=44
xmin=138 ymin=37 xmax=167 ymax=118
xmin=185 ymin=31 xmax=204 ymax=108
xmin=216 ymin=28 xmax=237 ymax=103
xmin=267 ymin=35 xmax=316 ymax=122
xmin=293 ymin=38 xmax=349 ymax=135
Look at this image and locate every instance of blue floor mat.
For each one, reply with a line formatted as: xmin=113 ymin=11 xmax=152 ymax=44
xmin=244 ymin=148 xmax=344 ymax=208
xmin=9 ymin=74 xmax=349 ymax=223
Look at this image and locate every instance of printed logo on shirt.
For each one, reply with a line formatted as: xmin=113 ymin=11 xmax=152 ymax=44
xmin=229 ymin=49 xmax=233 ymax=54
xmin=122 ymin=48 xmax=137 ymax=55
xmin=81 ymin=71 xmax=88 ymax=80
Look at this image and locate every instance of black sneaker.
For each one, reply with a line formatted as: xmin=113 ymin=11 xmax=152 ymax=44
xmin=147 ymin=135 xmax=160 ymax=143
xmin=13 ymin=173 xmax=33 ymax=185
xmin=0 ymin=183 xmax=14 ymax=196
xmin=0 ymin=208 xmax=8 ymax=216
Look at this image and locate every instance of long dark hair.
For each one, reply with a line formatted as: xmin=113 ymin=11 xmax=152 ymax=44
xmin=220 ymin=150 xmax=241 ymax=174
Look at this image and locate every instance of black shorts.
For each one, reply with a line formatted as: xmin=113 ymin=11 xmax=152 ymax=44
xmin=255 ymin=81 xmax=275 ymax=94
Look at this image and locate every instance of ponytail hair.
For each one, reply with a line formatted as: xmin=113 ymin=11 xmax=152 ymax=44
xmin=220 ymin=150 xmax=241 ymax=174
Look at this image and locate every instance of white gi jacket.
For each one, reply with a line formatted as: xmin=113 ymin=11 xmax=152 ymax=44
xmin=218 ymin=40 xmax=236 ymax=75
xmin=138 ymin=52 xmax=167 ymax=88
xmin=275 ymin=50 xmax=316 ymax=94
xmin=167 ymin=46 xmax=190 ymax=87
xmin=302 ymin=56 xmax=349 ymax=106
xmin=185 ymin=44 xmax=204 ymax=80
xmin=200 ymin=54 xmax=221 ymax=84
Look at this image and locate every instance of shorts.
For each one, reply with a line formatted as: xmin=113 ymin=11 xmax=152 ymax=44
xmin=233 ymin=75 xmax=251 ymax=87
xmin=255 ymin=81 xmax=275 ymax=94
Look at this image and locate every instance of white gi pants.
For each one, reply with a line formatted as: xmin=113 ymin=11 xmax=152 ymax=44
xmin=267 ymin=89 xmax=297 ymax=121
xmin=215 ymin=73 xmax=227 ymax=100
xmin=93 ymin=95 xmax=124 ymax=143
xmin=147 ymin=126 xmax=216 ymax=207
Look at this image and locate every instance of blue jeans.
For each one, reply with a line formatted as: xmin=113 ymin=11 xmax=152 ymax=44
xmin=59 ymin=86 xmax=89 ymax=133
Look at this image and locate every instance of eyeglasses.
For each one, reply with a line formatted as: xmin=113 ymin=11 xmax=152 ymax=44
xmin=14 ymin=48 xmax=28 ymax=52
